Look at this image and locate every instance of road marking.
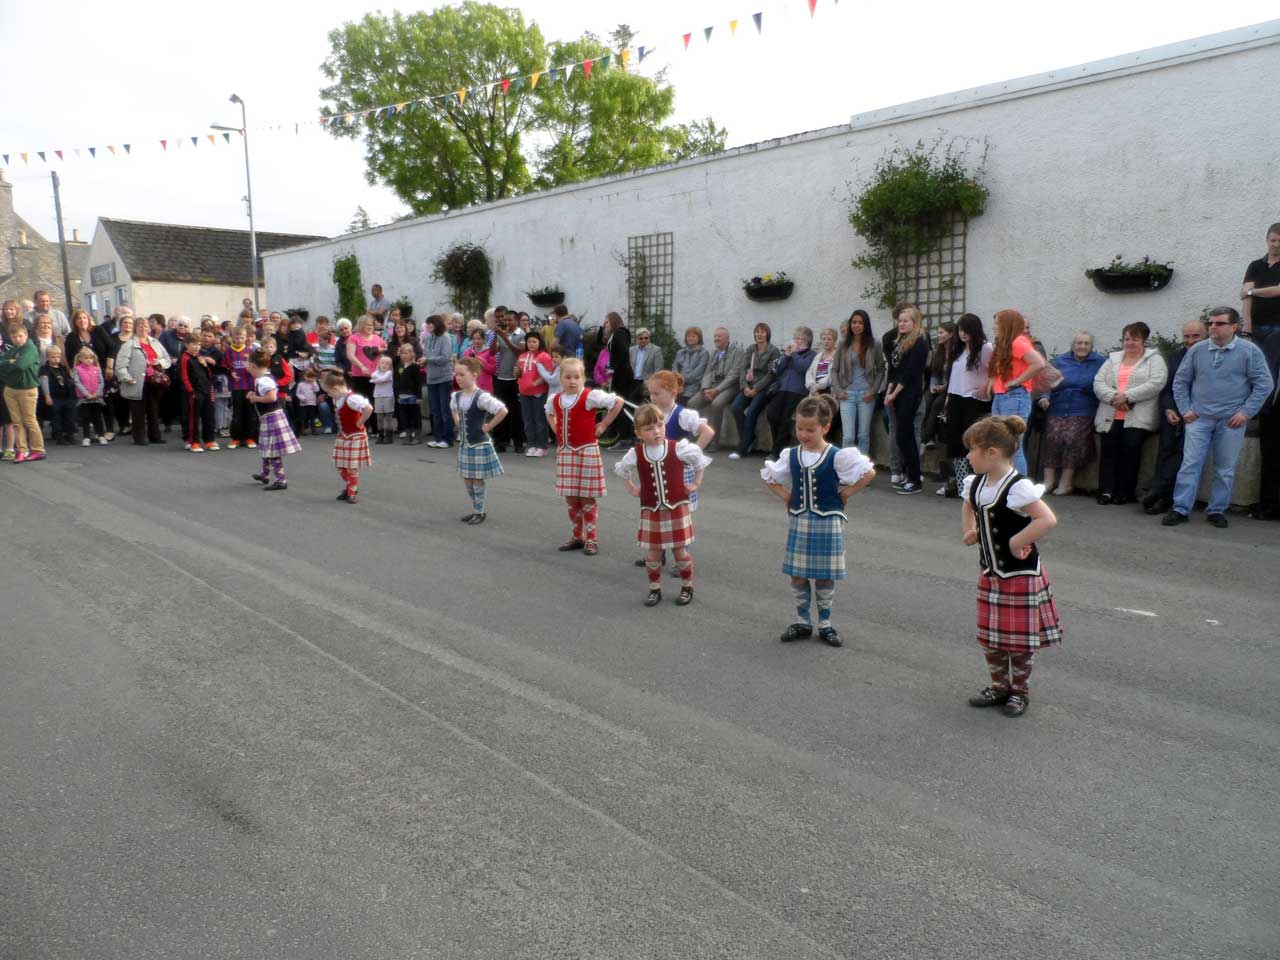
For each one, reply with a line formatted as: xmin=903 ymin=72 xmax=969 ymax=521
xmin=1115 ymin=607 xmax=1158 ymax=617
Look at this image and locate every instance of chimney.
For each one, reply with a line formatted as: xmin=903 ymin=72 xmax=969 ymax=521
xmin=72 ymin=228 xmax=80 ymax=242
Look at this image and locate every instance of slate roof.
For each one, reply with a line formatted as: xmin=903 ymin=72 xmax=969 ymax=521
xmin=100 ymin=218 xmax=326 ymax=285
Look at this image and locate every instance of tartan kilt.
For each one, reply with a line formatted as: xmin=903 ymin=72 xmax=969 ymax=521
xmin=555 ymin=444 xmax=606 ymax=498
xmin=637 ymin=503 xmax=694 ymax=549
xmin=332 ymin=431 xmax=372 ymax=470
xmin=256 ymin=409 xmax=301 ymax=457
xmin=782 ymin=512 xmax=847 ymax=581
xmin=976 ymin=569 xmax=1063 ymax=653
xmin=685 ymin=464 xmax=699 ymax=512
xmin=458 ymin=440 xmax=504 ymax=479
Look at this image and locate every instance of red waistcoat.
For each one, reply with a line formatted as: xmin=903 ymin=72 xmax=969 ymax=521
xmin=336 ymin=394 xmax=367 ymax=435
xmin=637 ymin=441 xmax=690 ymax=510
xmin=556 ymin=392 xmax=599 ymax=450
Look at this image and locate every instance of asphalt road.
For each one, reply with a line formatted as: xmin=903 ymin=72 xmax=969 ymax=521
xmin=2 ymin=435 xmax=1277 ymax=960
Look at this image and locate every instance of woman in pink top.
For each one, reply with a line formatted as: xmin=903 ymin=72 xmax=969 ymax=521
xmin=989 ymin=309 xmax=1046 ymax=474
xmin=1092 ymin=321 xmax=1167 ymax=505
xmin=461 ymin=328 xmax=498 ymax=393
xmin=346 ymin=315 xmax=387 ymax=431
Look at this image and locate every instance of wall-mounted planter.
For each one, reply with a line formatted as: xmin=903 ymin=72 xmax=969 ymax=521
xmin=1086 ymin=269 xmax=1173 ymax=293
xmin=744 ymin=281 xmax=794 ymax=302
xmin=528 ymin=290 xmax=565 ymax=308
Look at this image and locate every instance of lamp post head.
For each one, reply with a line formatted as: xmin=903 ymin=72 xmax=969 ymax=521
xmin=230 ymin=93 xmax=243 ymax=105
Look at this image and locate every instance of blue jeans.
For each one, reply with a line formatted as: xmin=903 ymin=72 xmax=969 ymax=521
xmin=427 ymin=381 xmax=454 ymax=445
xmin=839 ymin=394 xmax=874 ymax=452
xmin=731 ymin=390 xmax=771 ymax=455
xmin=1172 ymin=416 xmax=1247 ymax=516
xmin=992 ymin=389 xmax=1033 ymax=473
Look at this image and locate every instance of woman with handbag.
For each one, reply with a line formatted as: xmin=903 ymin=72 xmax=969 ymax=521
xmin=114 ymin=320 xmax=172 ymax=445
xmin=988 ymin=309 xmax=1048 ymax=474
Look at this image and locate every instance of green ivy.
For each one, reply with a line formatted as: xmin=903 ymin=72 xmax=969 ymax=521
xmin=332 ymin=254 xmax=367 ymax=319
xmin=432 ymin=242 xmax=492 ymax=319
xmin=849 ymin=137 xmax=989 ymax=309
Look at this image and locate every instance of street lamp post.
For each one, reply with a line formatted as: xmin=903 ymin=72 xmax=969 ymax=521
xmin=212 ymin=93 xmax=259 ymax=313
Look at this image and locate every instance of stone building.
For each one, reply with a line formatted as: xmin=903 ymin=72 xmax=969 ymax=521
xmin=0 ymin=170 xmax=89 ymax=310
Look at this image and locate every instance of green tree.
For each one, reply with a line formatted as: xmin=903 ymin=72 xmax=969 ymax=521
xmin=321 ymin=3 xmax=546 ymax=214
xmin=345 ymin=205 xmax=373 ymax=233
xmin=669 ymin=117 xmax=728 ymax=163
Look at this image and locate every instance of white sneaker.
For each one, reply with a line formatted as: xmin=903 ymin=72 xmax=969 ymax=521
xmin=727 ymin=452 xmax=741 ymax=460
xmin=891 ymin=473 xmax=903 ymax=485
xmin=398 ymin=431 xmax=407 ymax=438
xmin=525 ymin=447 xmax=537 ymax=457
xmin=82 ymin=438 xmax=91 ymax=447
xmin=936 ymin=486 xmax=947 ymax=496
xmin=97 ymin=437 xmax=108 ymax=445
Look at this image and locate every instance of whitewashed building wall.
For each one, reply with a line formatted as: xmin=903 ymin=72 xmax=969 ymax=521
xmin=265 ymin=22 xmax=1279 ymax=355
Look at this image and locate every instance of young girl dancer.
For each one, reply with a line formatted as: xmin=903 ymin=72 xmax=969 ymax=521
xmin=545 ymin=357 xmax=624 ymax=555
xmin=616 ymin=403 xmax=711 ymax=606
xmin=961 ymin=415 xmax=1061 ymax=718
xmin=246 ymin=351 xmax=300 ymax=490
xmin=761 ymin=394 xmax=875 ymax=646
xmin=451 ymin=356 xmax=508 ymax=525
xmin=322 ymin=370 xmax=372 ymax=503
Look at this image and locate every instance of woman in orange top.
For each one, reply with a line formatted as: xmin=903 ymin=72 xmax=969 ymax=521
xmin=988 ymin=309 xmax=1047 ymax=474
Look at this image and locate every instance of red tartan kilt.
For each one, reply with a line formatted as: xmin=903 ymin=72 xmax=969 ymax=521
xmin=636 ymin=503 xmax=694 ymax=549
xmin=332 ymin=431 xmax=372 ymax=470
xmin=555 ymin=444 xmax=606 ymax=498
xmin=976 ymin=569 xmax=1062 ymax=653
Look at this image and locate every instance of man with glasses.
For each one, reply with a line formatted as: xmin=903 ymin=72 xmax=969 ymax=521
xmin=629 ymin=328 xmax=663 ymax=399
xmin=1162 ymin=307 xmax=1273 ymax=529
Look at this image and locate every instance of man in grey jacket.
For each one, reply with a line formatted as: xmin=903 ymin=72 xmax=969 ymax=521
xmin=688 ymin=326 xmax=745 ymax=450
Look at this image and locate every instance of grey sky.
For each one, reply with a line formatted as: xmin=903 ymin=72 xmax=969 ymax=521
xmin=3 ymin=0 xmax=1272 ymax=242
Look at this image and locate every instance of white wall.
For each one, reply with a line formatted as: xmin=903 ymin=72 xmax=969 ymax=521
xmin=131 ymin=282 xmax=258 ymax=323
xmin=264 ymin=28 xmax=1278 ymax=356
xmin=81 ymin=226 xmax=131 ymax=322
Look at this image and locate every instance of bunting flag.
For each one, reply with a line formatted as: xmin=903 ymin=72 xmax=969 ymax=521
xmin=55 ymin=149 xmax=63 ymax=161
xmin=222 ymin=132 xmax=231 ymax=143
xmin=704 ymin=26 xmax=713 ymax=42
xmin=20 ymin=153 xmax=28 ymax=164
xmin=753 ymin=12 xmax=763 ymax=32
xmin=37 ymin=151 xmax=46 ymax=163
xmin=2 ymin=155 xmax=7 ymax=166
xmin=548 ymin=67 xmax=560 ymax=82
xmin=531 ymin=70 xmax=542 ymax=89
xmin=729 ymin=19 xmax=739 ymax=34
xmin=621 ymin=49 xmax=631 ymax=68
xmin=501 ymin=78 xmax=510 ymax=94
xmin=457 ymin=88 xmax=467 ymax=105
xmin=88 ymin=147 xmax=95 ymax=158
xmin=808 ymin=0 xmax=817 ymax=15
xmin=161 ymin=140 xmax=167 ymax=151
xmin=582 ymin=59 xmax=593 ymax=79
xmin=599 ymin=53 xmax=611 ymax=70
xmin=123 ymin=144 xmax=131 ymax=154
xmin=107 ymin=145 xmax=115 ymax=155
xmin=683 ymin=33 xmax=692 ymax=50
xmin=637 ymin=46 xmax=646 ymax=62
xmin=208 ymin=134 xmax=216 ymax=144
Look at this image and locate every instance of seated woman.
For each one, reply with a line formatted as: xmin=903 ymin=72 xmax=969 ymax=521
xmin=764 ymin=326 xmax=816 ymax=460
xmin=729 ymin=322 xmax=781 ymax=459
xmin=672 ymin=327 xmax=709 ymax=405
xmin=1092 ymin=321 xmax=1168 ymax=505
xmin=1038 ymin=331 xmax=1105 ymax=495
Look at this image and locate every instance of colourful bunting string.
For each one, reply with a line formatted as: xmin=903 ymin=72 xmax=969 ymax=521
xmin=683 ymin=33 xmax=692 ymax=50
xmin=37 ymin=151 xmax=47 ymax=163
xmin=582 ymin=59 xmax=593 ymax=79
xmin=501 ymin=78 xmax=511 ymax=94
xmin=55 ymin=149 xmax=63 ymax=161
xmin=637 ymin=46 xmax=647 ymax=62
xmin=124 ymin=144 xmax=131 ymax=154
xmin=222 ymin=132 xmax=231 ymax=143
xmin=808 ymin=0 xmax=817 ymax=15
xmin=753 ymin=12 xmax=763 ymax=32
xmin=107 ymin=146 xmax=115 ymax=155
xmin=730 ymin=19 xmax=739 ymax=34
xmin=531 ymin=71 xmax=542 ymax=89
xmin=88 ymin=147 xmax=95 ymax=158
xmin=704 ymin=26 xmax=713 ymax=43
xmin=161 ymin=140 xmax=167 ymax=151
xmin=621 ymin=49 xmax=631 ymax=68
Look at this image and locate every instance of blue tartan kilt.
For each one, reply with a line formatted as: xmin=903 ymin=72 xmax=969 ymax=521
xmin=782 ymin=512 xmax=847 ymax=580
xmin=458 ymin=440 xmax=504 ymax=479
xmin=685 ymin=464 xmax=699 ymax=511
xmin=256 ymin=409 xmax=301 ymax=457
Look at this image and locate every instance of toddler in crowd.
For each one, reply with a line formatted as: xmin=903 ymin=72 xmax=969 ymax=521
xmin=371 ymin=354 xmax=396 ymax=444
xmin=71 ymin=347 xmax=108 ymax=446
xmin=546 ymin=357 xmax=624 ymax=556
xmin=323 ymin=370 xmax=372 ymax=503
xmin=761 ymin=394 xmax=875 ymax=647
xmin=247 ymin=351 xmax=300 ymax=490
xmin=395 ymin=342 xmax=424 ymax=445
xmin=616 ymin=403 xmax=711 ymax=606
xmin=451 ymin=356 xmax=508 ymax=525
xmin=39 ymin=345 xmax=77 ymax=446
xmin=961 ymin=415 xmax=1061 ymax=718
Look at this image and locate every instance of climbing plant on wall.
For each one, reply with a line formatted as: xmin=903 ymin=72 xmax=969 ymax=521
xmin=849 ymin=136 xmax=990 ymax=311
xmin=431 ymin=242 xmax=492 ymax=319
xmin=332 ymin=254 xmax=368 ymax=319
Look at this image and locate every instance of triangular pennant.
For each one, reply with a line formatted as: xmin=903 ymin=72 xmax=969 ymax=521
xmin=2 ymin=154 xmax=8 ymax=166
xmin=511 ymin=76 xmax=525 ymax=91
xmin=88 ymin=147 xmax=96 ymax=158
xmin=704 ymin=26 xmax=713 ymax=42
xmin=562 ymin=63 xmax=574 ymax=80
xmin=637 ymin=46 xmax=646 ymax=63
xmin=107 ymin=145 xmax=115 ymax=155
xmin=531 ymin=71 xmax=542 ymax=89
xmin=682 ymin=33 xmax=692 ymax=50
xmin=55 ymin=150 xmax=64 ymax=161
xmin=190 ymin=136 xmax=198 ymax=147
xmin=548 ymin=67 xmax=560 ymax=83
xmin=396 ymin=101 xmax=407 ymax=113
xmin=161 ymin=140 xmax=168 ymax=151
xmin=808 ymin=0 xmax=817 ymax=16
xmin=621 ymin=49 xmax=631 ymax=68
xmin=123 ymin=144 xmax=131 ymax=154
xmin=37 ymin=151 xmax=46 ymax=163
xmin=753 ymin=12 xmax=763 ymax=32
xmin=582 ymin=59 xmax=593 ymax=79
xmin=208 ymin=134 xmax=216 ymax=144
xmin=599 ymin=54 xmax=610 ymax=70
xmin=20 ymin=153 xmax=28 ymax=164
xmin=729 ymin=19 xmax=739 ymax=34
xmin=457 ymin=88 xmax=467 ymax=105
xmin=501 ymin=78 xmax=511 ymax=94
xmin=222 ymin=132 xmax=231 ymax=143
xmin=343 ymin=113 xmax=353 ymax=124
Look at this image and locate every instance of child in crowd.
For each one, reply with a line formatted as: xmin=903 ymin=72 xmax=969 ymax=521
xmin=71 ymin=347 xmax=108 ymax=446
xmin=208 ymin=331 xmax=231 ymax=437
xmin=371 ymin=354 xmax=396 ymax=444
xmin=616 ymin=403 xmax=711 ymax=606
xmin=761 ymin=394 xmax=875 ymax=647
xmin=395 ymin=342 xmax=424 ymax=445
xmin=247 ymin=351 xmax=300 ymax=490
xmin=180 ymin=333 xmax=218 ymax=452
xmin=461 ymin=328 xmax=498 ymax=392
xmin=451 ymin=356 xmax=508 ymax=525
xmin=960 ymin=415 xmax=1061 ymax=718
xmin=39 ymin=345 xmax=78 ymax=445
xmin=0 ymin=324 xmax=44 ymax=462
xmin=544 ymin=343 xmax=565 ymax=398
xmin=516 ymin=330 xmax=554 ymax=457
xmin=295 ymin=367 xmax=323 ymax=435
xmin=545 ymin=357 xmax=624 ymax=555
xmin=322 ymin=370 xmax=372 ymax=503
xmin=222 ymin=326 xmax=257 ymax=448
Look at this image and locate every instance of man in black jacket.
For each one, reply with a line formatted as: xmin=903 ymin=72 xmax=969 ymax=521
xmin=1143 ymin=318 xmax=1206 ymax=515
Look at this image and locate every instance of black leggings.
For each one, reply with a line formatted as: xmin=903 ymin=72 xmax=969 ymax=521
xmin=894 ymin=391 xmax=923 ymax=484
xmin=1098 ymin=421 xmax=1149 ymax=500
xmin=79 ymin=402 xmax=106 ymax=439
xmin=766 ymin=391 xmax=805 ymax=457
xmin=398 ymin=401 xmax=422 ymax=432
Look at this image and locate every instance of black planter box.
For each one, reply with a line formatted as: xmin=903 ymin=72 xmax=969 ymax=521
xmin=529 ymin=290 xmax=565 ymax=308
xmin=1087 ymin=269 xmax=1173 ymax=293
xmin=744 ymin=281 xmax=794 ymax=302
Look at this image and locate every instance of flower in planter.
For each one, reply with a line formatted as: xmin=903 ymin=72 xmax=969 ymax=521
xmin=742 ymin=271 xmax=791 ymax=289
xmin=1085 ymin=255 xmax=1173 ymax=279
